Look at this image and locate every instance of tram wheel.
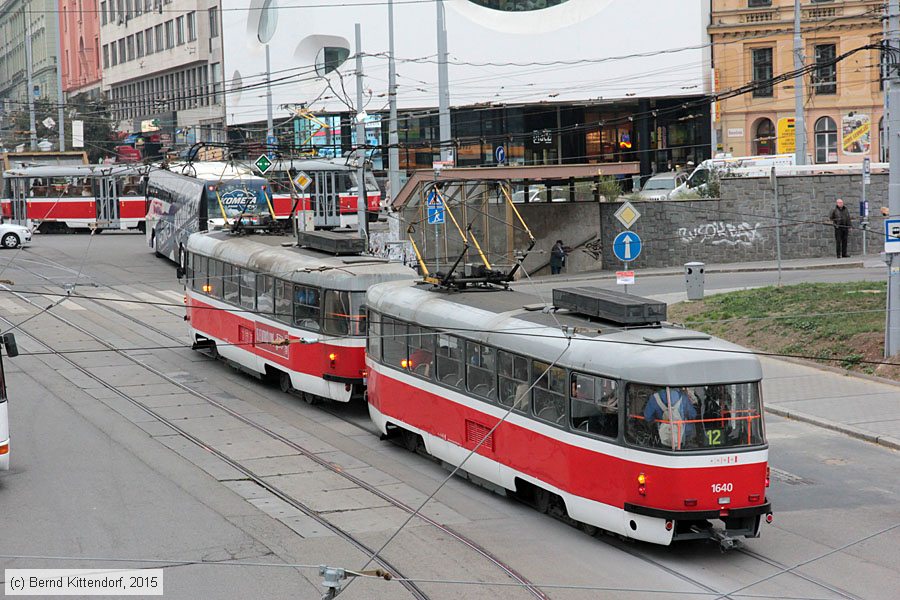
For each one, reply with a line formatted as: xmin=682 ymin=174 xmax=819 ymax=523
xmin=208 ymin=343 xmax=219 ymax=360
xmin=534 ymin=488 xmax=551 ymax=514
xmin=579 ymin=522 xmax=599 ymax=537
xmin=303 ymin=392 xmax=317 ymax=406
xmin=401 ymin=429 xmax=421 ymax=453
xmin=278 ymin=372 xmax=292 ymax=393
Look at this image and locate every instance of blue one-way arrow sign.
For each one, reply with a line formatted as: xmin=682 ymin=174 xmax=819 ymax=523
xmin=613 ymin=231 xmax=642 ymax=262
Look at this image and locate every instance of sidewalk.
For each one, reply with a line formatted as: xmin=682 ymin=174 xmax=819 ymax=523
xmin=526 ymin=255 xmax=900 ymax=451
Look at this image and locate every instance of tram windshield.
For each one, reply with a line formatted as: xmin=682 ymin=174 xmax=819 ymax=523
xmin=206 ymin=179 xmax=270 ymax=219
xmin=625 ymin=383 xmax=764 ymax=451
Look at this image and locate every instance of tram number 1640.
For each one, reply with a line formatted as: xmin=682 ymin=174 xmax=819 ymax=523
xmin=711 ymin=482 xmax=734 ymax=494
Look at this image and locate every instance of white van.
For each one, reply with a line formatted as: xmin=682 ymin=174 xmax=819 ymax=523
xmin=672 ymin=154 xmax=796 ymax=197
xmin=0 ymin=333 xmax=18 ymax=471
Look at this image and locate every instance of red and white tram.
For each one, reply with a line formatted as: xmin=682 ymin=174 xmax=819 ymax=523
xmin=1 ymin=164 xmax=149 ymax=232
xmin=265 ymin=158 xmax=381 ymax=228
xmin=365 ymin=283 xmax=772 ymax=547
xmin=184 ymin=231 xmax=415 ymax=402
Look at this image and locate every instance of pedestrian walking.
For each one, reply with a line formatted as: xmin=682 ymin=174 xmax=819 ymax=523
xmin=829 ymin=198 xmax=852 ymax=258
xmin=550 ymin=240 xmax=568 ymax=275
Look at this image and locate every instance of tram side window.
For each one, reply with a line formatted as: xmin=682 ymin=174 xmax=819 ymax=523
xmin=408 ymin=325 xmax=435 ymax=380
xmin=257 ymin=274 xmax=274 ymax=315
xmin=498 ymin=351 xmax=529 ymax=409
xmin=570 ymin=373 xmax=618 ymax=439
xmin=223 ymin=264 xmax=239 ymax=305
xmin=466 ymin=341 xmax=496 ymax=401
xmin=532 ymin=361 xmax=567 ymax=427
xmin=208 ymin=259 xmax=223 ymax=299
xmin=382 ymin=317 xmax=407 ymax=367
xmin=367 ymin=311 xmax=381 ymax=361
xmin=274 ymin=279 xmax=292 ymax=324
xmin=239 ymin=268 xmax=256 ymax=310
xmin=323 ymin=290 xmax=352 ymax=336
xmin=294 ymin=285 xmax=321 ymax=331
xmin=435 ymin=334 xmax=463 ymax=389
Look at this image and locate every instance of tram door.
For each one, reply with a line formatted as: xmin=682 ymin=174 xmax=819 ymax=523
xmin=93 ymin=176 xmax=120 ymax=228
xmin=311 ymin=170 xmax=340 ymax=229
xmin=9 ymin=178 xmax=29 ymax=226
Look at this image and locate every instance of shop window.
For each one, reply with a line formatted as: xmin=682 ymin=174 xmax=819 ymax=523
xmin=754 ymin=118 xmax=775 ymax=155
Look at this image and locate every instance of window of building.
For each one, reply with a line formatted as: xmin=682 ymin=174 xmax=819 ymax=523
xmin=753 ymin=118 xmax=775 ymax=155
xmin=145 ymin=28 xmax=153 ymax=54
xmin=812 ymin=43 xmax=837 ymax=94
xmin=134 ymin=0 xmax=141 ymax=16
xmin=748 ymin=0 xmax=772 ymax=6
xmin=118 ymin=38 xmax=126 ymax=63
xmin=570 ymin=373 xmax=618 ymax=438
xmin=187 ymin=11 xmax=196 ymax=42
xmin=315 ymin=47 xmax=351 ymax=76
xmin=209 ymin=6 xmax=219 ymax=38
xmin=154 ymin=24 xmax=163 ymax=52
xmin=109 ymin=41 xmax=117 ymax=66
xmin=466 ymin=341 xmax=496 ymax=401
xmin=165 ymin=20 xmax=174 ymax=49
xmin=116 ymin=0 xmax=123 ymax=21
xmin=109 ymin=0 xmax=115 ymax=22
xmin=176 ymin=16 xmax=185 ymax=45
xmin=532 ymin=361 xmax=566 ymax=426
xmin=880 ymin=117 xmax=889 ymax=162
xmin=125 ymin=0 xmax=132 ymax=19
xmin=101 ymin=1 xmax=107 ymax=25
xmin=815 ymin=116 xmax=838 ymax=163
xmin=136 ymin=32 xmax=144 ymax=57
xmin=211 ymin=62 xmax=222 ymax=103
xmin=751 ymin=48 xmax=773 ymax=97
xmin=126 ymin=35 xmax=135 ymax=61
xmin=102 ymin=44 xmax=109 ymax=68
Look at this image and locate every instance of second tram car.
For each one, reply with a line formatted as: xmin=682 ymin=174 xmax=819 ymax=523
xmin=184 ymin=231 xmax=416 ymax=402
xmin=1 ymin=164 xmax=148 ymax=232
xmin=365 ymin=283 xmax=772 ymax=547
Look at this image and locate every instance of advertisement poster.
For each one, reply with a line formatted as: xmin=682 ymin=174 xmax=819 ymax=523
xmin=842 ymin=113 xmax=871 ymax=155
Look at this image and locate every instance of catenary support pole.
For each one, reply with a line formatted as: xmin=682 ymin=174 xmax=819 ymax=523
xmin=355 ymin=23 xmax=368 ymax=241
xmin=24 ymin=5 xmax=37 ymax=151
xmin=55 ymin=12 xmax=64 ymax=152
xmin=887 ymin=0 xmax=900 ymax=356
xmin=388 ymin=0 xmax=400 ymax=208
xmin=436 ymin=0 xmax=452 ymax=162
xmin=265 ymin=44 xmax=273 ymax=142
xmin=772 ymin=166 xmax=782 ymax=287
xmin=793 ymin=0 xmax=807 ymax=165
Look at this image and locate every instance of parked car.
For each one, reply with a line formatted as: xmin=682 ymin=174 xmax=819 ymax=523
xmin=0 ymin=222 xmax=32 ymax=249
xmin=633 ymin=172 xmax=688 ymax=201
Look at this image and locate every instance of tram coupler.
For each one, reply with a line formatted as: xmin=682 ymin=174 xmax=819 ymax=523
xmin=708 ymin=527 xmax=741 ymax=552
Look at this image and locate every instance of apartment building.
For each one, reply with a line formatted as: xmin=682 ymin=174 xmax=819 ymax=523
xmin=0 ymin=0 xmax=61 ymax=112
xmin=710 ymin=0 xmax=884 ymax=163
xmin=99 ymin=0 xmax=224 ymax=144
xmin=59 ymin=0 xmax=102 ymax=98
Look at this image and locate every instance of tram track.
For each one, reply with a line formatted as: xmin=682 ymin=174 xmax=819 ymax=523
xmin=0 ymin=282 xmax=549 ymax=600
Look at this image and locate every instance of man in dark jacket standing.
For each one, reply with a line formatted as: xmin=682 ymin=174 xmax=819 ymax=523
xmin=829 ymin=198 xmax=852 ymax=258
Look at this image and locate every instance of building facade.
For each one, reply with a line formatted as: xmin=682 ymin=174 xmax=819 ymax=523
xmin=99 ymin=0 xmax=224 ymax=145
xmin=0 ymin=0 xmax=61 ymax=116
xmin=59 ymin=0 xmax=102 ymax=97
xmin=221 ymin=0 xmax=713 ymax=178
xmin=710 ymin=0 xmax=884 ymax=163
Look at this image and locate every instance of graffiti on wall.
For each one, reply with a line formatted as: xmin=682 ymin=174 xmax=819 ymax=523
xmin=581 ymin=236 xmax=603 ymax=261
xmin=678 ymin=221 xmax=764 ymax=247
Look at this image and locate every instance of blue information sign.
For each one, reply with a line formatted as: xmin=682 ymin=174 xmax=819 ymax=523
xmin=612 ymin=231 xmax=642 ymax=262
xmin=266 ymin=135 xmax=277 ymax=159
xmin=427 ymin=191 xmax=445 ymax=225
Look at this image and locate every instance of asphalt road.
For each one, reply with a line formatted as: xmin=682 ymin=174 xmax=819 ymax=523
xmin=0 ymin=232 xmax=896 ymax=599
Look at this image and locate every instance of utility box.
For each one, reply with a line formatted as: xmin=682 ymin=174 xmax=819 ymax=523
xmin=685 ymin=262 xmax=705 ymax=301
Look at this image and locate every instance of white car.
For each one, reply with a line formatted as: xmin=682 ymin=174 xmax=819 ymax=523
xmin=634 ymin=172 xmax=688 ymax=201
xmin=0 ymin=223 xmax=32 ymax=249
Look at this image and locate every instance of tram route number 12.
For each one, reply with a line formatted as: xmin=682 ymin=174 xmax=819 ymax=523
xmin=705 ymin=428 xmax=724 ymax=446
xmin=711 ymin=482 xmax=734 ymax=494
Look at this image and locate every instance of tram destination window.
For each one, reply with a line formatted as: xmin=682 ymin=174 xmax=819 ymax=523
xmin=435 ymin=334 xmax=463 ymax=389
xmin=274 ymin=279 xmax=292 ymax=324
xmin=532 ymin=361 xmax=567 ymax=426
xmin=382 ymin=317 xmax=408 ymax=367
xmin=408 ymin=326 xmax=435 ymax=380
xmin=466 ymin=341 xmax=496 ymax=401
xmin=294 ymin=285 xmax=321 ymax=331
xmin=625 ymin=383 xmax=765 ymax=451
xmin=498 ymin=351 xmax=529 ymax=409
xmin=367 ymin=311 xmax=381 ymax=361
xmin=570 ymin=373 xmax=618 ymax=439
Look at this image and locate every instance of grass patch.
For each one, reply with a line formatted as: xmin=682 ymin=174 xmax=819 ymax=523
xmin=668 ymin=282 xmax=900 ymax=380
